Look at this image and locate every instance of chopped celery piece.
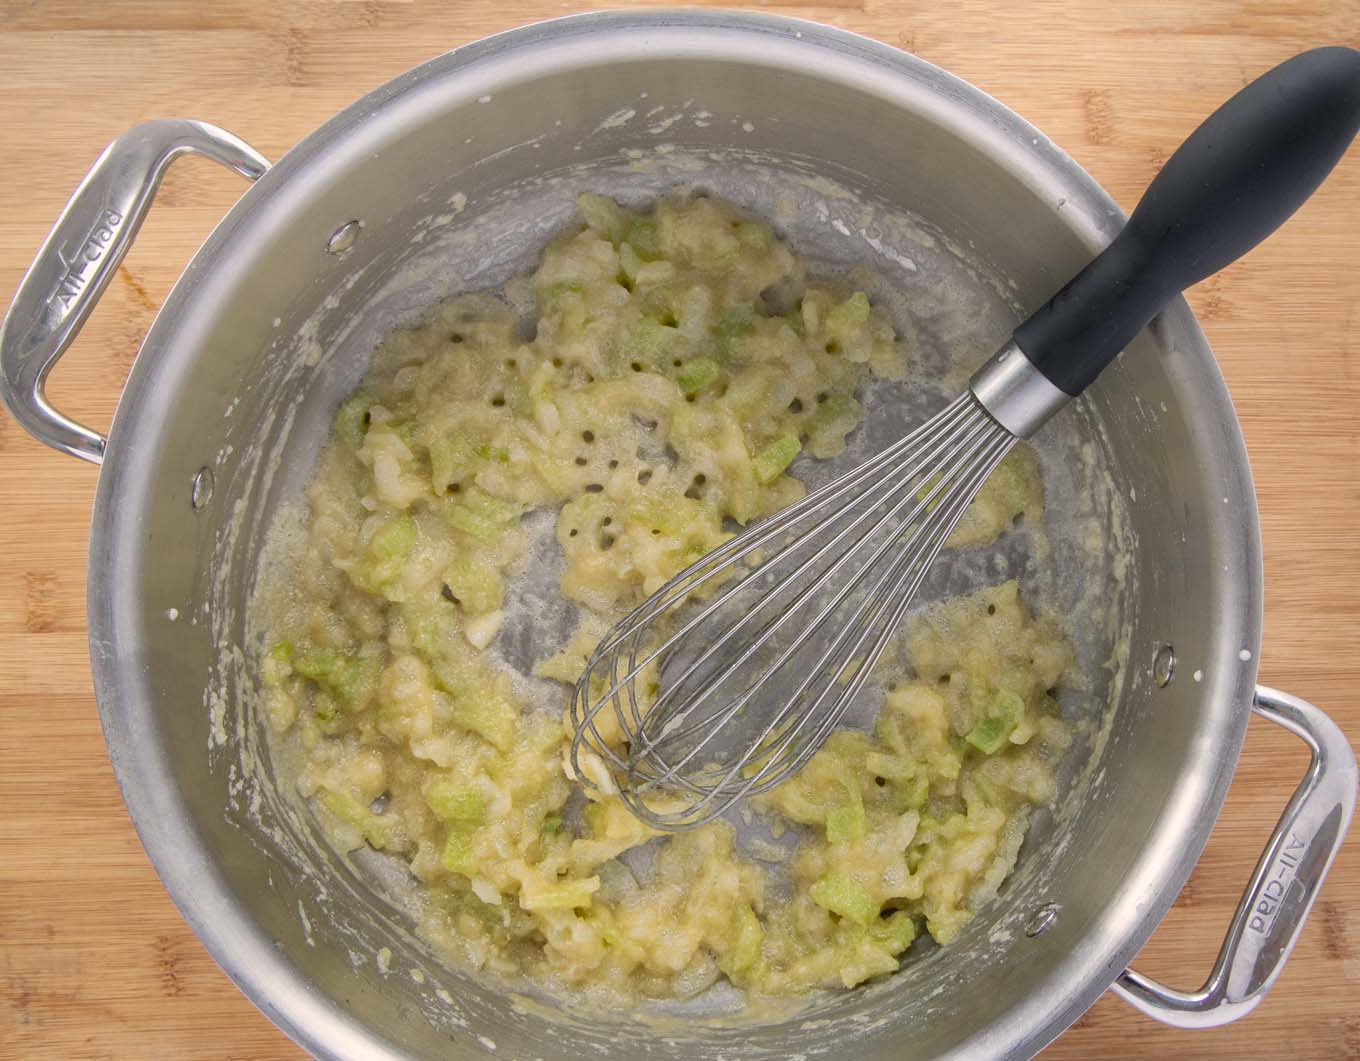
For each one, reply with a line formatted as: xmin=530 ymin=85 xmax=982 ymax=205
xmin=440 ymin=829 xmax=478 ymax=876
xmin=292 ymin=647 xmax=342 ymax=683
xmin=826 ymin=801 xmax=867 ymax=844
xmin=321 ymin=790 xmax=392 ymax=849
xmin=454 ymin=695 xmax=517 ymax=752
xmin=423 ymin=780 xmax=485 ymax=823
xmin=519 ymin=874 xmax=600 ymax=911
xmin=966 ymin=716 xmax=1010 ymax=754
xmin=539 ymin=814 xmax=563 ymax=839
xmin=995 ymin=688 xmax=1025 ymax=727
xmin=429 ymin=434 xmax=473 ymax=491
xmin=966 ymin=688 xmax=1024 ymax=753
xmin=369 ymin=514 xmax=416 ymax=561
xmin=630 ymin=317 xmax=679 ymax=364
xmin=677 ymin=356 xmax=720 ymax=395
xmin=625 ymin=217 xmax=660 ymax=259
xmin=826 ymin=768 xmax=866 ymax=843
xmin=827 ymin=291 xmax=871 ymax=334
xmin=714 ymin=304 xmax=756 ymax=353
xmin=269 ymin=640 xmax=293 ymax=663
xmin=715 ymin=304 xmax=756 ymax=338
xmin=863 ymin=752 xmax=917 ymax=783
xmin=811 ymin=393 xmax=860 ymax=432
xmin=868 ymin=909 xmax=917 ymax=953
xmin=475 ymin=442 xmax=510 ymax=463
xmin=293 ymin=648 xmax=378 ymax=712
xmin=753 ymin=434 xmax=801 ymax=484
xmin=810 ymin=873 xmax=879 ymax=927
xmin=333 ymin=393 xmax=372 ymax=450
xmin=445 ymin=490 xmax=521 ymax=541
xmin=443 ymin=558 xmax=503 ymax=614
xmin=577 ymin=192 xmax=628 ymax=241
xmin=717 ymin=904 xmax=764 ymax=978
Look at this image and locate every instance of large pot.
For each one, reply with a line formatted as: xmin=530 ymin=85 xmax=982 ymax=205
xmin=2 ymin=11 xmax=1354 ymax=1059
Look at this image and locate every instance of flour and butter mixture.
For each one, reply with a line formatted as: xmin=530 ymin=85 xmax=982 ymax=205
xmin=259 ymin=193 xmax=1073 ymax=1002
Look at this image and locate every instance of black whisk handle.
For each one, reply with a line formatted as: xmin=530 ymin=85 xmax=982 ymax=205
xmin=1014 ymin=46 xmax=1360 ymax=396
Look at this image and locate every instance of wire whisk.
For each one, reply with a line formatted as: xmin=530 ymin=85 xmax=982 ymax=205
xmin=569 ymin=46 xmax=1360 ymax=830
xmin=569 ymin=393 xmax=1015 ymax=829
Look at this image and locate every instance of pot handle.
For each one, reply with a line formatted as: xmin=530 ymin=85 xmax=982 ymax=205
xmin=1111 ymin=684 xmax=1357 ymax=1028
xmin=0 ymin=120 xmax=269 ymax=465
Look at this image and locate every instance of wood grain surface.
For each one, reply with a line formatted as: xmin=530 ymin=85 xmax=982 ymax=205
xmin=1 ymin=1 xmax=1357 ymax=1057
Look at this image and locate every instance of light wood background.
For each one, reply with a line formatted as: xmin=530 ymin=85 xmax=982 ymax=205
xmin=1 ymin=1 xmax=1357 ymax=1057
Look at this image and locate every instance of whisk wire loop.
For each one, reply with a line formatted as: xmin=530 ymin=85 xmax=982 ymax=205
xmin=569 ymin=394 xmax=1015 ymax=829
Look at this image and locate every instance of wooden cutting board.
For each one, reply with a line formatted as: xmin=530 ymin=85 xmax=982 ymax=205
xmin=2 ymin=2 xmax=1357 ymax=1057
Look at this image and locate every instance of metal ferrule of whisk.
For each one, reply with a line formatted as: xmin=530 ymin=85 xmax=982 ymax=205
xmin=567 ymin=343 xmax=1069 ymax=831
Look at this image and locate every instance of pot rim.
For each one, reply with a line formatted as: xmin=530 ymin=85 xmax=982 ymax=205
xmin=86 ymin=10 xmax=1263 ymax=1058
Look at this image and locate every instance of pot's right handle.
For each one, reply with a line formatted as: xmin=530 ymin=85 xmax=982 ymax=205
xmin=1111 ymin=685 xmax=1357 ymax=1029
xmin=0 ymin=119 xmax=268 ymax=465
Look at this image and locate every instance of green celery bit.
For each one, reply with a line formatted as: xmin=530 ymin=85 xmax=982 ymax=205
xmin=521 ymin=876 xmax=599 ymax=911
xmin=269 ymin=640 xmax=293 ymax=663
xmin=811 ymin=393 xmax=860 ymax=431
xmin=455 ymin=695 xmax=517 ymax=753
xmin=369 ymin=514 xmax=416 ymax=562
xmin=577 ymin=192 xmax=628 ymax=241
xmin=827 ymin=291 xmax=871 ymax=334
xmin=966 ymin=716 xmax=1010 ymax=754
xmin=443 ymin=558 xmax=502 ymax=614
xmin=292 ymin=647 xmax=341 ymax=683
xmin=333 ymin=393 xmax=373 ymax=450
xmin=715 ymin=304 xmax=756 ymax=338
xmin=714 ymin=304 xmax=756 ymax=354
xmin=631 ymin=317 xmax=679 ymax=364
xmin=430 ymin=434 xmax=474 ymax=489
xmin=863 ymin=751 xmax=916 ymax=783
xmin=995 ymin=688 xmax=1025 ymax=726
xmin=292 ymin=647 xmax=377 ymax=712
xmin=475 ymin=442 xmax=510 ymax=463
xmin=321 ymin=790 xmax=392 ymax=849
xmin=625 ymin=217 xmax=660 ymax=259
xmin=440 ymin=829 xmax=478 ymax=876
xmin=752 ymin=434 xmax=801 ymax=484
xmin=446 ymin=490 xmax=521 ymax=541
xmin=423 ymin=780 xmax=485 ymax=823
xmin=826 ymin=801 xmax=867 ymax=844
xmin=539 ymin=814 xmax=563 ymax=839
xmin=677 ymin=356 xmax=720 ymax=395
xmin=868 ymin=910 xmax=917 ymax=953
xmin=965 ymin=688 xmax=1025 ymax=754
xmin=826 ymin=768 xmax=866 ymax=843
xmin=810 ymin=873 xmax=879 ymax=927
xmin=717 ymin=904 xmax=764 ymax=978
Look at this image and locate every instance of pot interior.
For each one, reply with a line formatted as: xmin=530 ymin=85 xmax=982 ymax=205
xmin=93 ymin=14 xmax=1261 ymax=1060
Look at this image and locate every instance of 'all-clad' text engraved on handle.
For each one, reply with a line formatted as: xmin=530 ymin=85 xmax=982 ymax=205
xmin=51 ymin=208 xmax=124 ymax=309
xmin=1248 ymin=831 xmax=1307 ymax=935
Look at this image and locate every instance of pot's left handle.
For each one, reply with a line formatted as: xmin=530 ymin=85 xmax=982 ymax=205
xmin=0 ymin=120 xmax=269 ymax=464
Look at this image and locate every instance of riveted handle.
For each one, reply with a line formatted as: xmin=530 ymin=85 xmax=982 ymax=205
xmin=1111 ymin=685 xmax=1358 ymax=1028
xmin=0 ymin=119 xmax=268 ymax=464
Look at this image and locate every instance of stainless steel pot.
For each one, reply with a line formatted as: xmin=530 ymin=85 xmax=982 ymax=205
xmin=2 ymin=11 xmax=1354 ymax=1060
